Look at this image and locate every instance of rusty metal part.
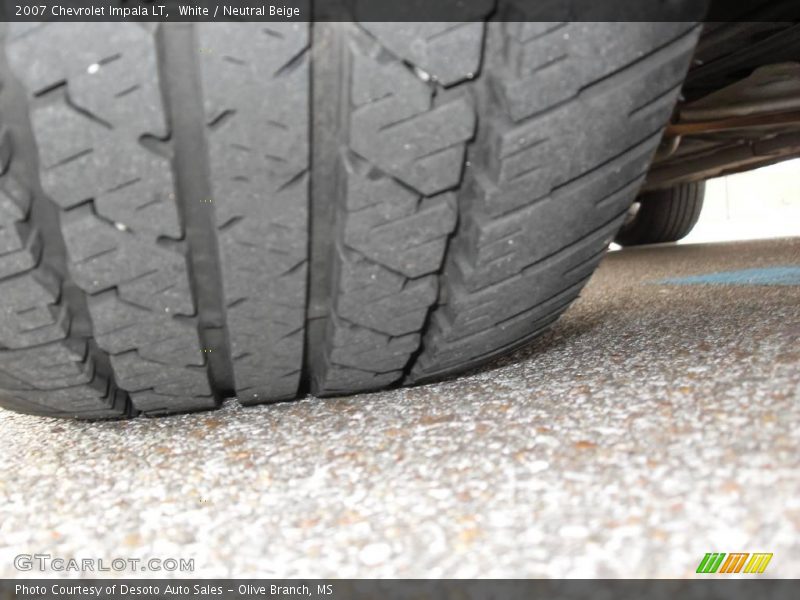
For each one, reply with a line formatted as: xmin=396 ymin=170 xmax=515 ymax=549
xmin=644 ymin=132 xmax=800 ymax=190
xmin=665 ymin=109 xmax=800 ymax=137
xmin=666 ymin=63 xmax=800 ymax=136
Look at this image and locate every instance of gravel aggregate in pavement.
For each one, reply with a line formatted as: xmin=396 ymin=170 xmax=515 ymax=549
xmin=1 ymin=238 xmax=798 ymax=578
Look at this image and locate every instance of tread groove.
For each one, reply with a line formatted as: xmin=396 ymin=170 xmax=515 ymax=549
xmin=157 ymin=24 xmax=234 ymax=398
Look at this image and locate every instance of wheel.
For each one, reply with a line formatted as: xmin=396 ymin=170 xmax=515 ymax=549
xmin=616 ymin=182 xmax=706 ymax=246
xmin=0 ymin=14 xmax=702 ymax=419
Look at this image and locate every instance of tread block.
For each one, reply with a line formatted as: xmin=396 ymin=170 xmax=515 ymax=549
xmin=358 ymin=22 xmax=486 ymax=86
xmin=495 ymin=22 xmax=697 ymax=122
xmin=349 ymin=39 xmax=476 ymax=196
xmin=128 ymin=390 xmax=216 ymax=415
xmin=0 ymin=159 xmax=40 ymax=280
xmin=315 ymin=314 xmax=412 ymax=393
xmin=456 ymin=136 xmax=658 ymax=289
xmin=0 ymin=339 xmax=94 ymax=390
xmin=335 ymin=246 xmax=438 ymax=337
xmin=343 ymin=166 xmax=457 ymax=279
xmin=62 ymin=207 xmax=194 ymax=314
xmin=110 ymin=351 xmax=209 ymax=398
xmin=0 ymin=267 xmax=68 ymax=348
xmin=3 ymin=380 xmax=121 ymax=416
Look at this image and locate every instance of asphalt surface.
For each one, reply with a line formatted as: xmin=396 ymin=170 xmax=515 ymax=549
xmin=1 ymin=237 xmax=798 ymax=578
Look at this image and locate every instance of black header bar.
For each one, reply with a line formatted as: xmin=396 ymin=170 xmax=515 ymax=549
xmin=0 ymin=0 xmax=799 ymax=22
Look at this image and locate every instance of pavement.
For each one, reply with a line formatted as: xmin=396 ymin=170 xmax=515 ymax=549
xmin=1 ymin=237 xmax=798 ymax=579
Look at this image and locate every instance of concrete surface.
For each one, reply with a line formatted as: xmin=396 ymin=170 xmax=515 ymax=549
xmin=1 ymin=238 xmax=798 ymax=579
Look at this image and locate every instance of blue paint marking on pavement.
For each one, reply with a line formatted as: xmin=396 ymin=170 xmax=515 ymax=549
xmin=658 ymin=266 xmax=800 ymax=286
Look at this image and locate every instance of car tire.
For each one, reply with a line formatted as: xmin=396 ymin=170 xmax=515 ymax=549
xmin=0 ymin=14 xmax=702 ymax=418
xmin=616 ymin=181 xmax=706 ymax=246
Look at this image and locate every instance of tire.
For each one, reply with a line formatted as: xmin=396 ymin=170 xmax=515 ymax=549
xmin=616 ymin=182 xmax=706 ymax=246
xmin=0 ymin=14 xmax=702 ymax=419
